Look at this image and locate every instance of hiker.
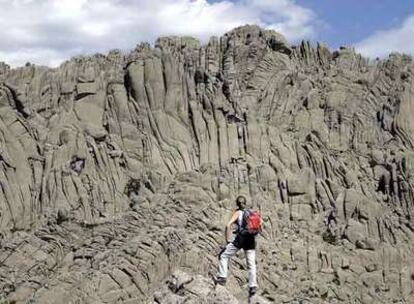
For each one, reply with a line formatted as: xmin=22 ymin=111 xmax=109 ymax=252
xmin=215 ymin=195 xmax=261 ymax=297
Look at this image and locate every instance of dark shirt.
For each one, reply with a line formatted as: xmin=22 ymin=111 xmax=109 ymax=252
xmin=233 ymin=233 xmax=256 ymax=250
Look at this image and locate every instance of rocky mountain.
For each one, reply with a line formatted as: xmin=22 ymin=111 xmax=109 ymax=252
xmin=1 ymin=24 xmax=414 ymax=303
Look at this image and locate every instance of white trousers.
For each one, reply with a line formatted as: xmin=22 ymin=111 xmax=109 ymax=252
xmin=217 ymin=242 xmax=258 ymax=288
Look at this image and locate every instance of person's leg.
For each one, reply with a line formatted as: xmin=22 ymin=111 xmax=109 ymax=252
xmin=245 ymin=249 xmax=258 ymax=288
xmin=217 ymin=242 xmax=239 ymax=281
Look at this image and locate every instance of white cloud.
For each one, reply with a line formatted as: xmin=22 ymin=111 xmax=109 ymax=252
xmin=355 ymin=15 xmax=414 ymax=59
xmin=0 ymin=0 xmax=318 ymax=67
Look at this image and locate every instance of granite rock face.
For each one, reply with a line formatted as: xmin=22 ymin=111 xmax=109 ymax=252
xmin=1 ymin=25 xmax=414 ymax=303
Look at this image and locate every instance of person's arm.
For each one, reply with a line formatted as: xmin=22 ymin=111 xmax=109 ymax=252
xmin=225 ymin=210 xmax=240 ymax=243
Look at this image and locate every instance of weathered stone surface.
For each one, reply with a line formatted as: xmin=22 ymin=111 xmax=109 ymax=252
xmin=1 ymin=25 xmax=414 ymax=303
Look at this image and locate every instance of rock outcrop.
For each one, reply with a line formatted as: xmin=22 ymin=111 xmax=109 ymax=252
xmin=1 ymin=24 xmax=414 ymax=303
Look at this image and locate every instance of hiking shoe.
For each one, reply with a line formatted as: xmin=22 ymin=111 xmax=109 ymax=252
xmin=249 ymin=287 xmax=257 ymax=297
xmin=213 ymin=276 xmax=227 ymax=286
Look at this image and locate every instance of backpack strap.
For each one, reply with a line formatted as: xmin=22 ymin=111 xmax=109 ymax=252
xmin=237 ymin=210 xmax=244 ymax=228
xmin=238 ymin=209 xmax=251 ymax=235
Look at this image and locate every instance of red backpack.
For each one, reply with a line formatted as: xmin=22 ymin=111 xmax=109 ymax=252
xmin=240 ymin=210 xmax=262 ymax=236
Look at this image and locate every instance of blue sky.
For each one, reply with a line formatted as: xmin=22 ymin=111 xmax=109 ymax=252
xmin=1 ymin=0 xmax=414 ymax=67
xmin=295 ymin=0 xmax=414 ymax=49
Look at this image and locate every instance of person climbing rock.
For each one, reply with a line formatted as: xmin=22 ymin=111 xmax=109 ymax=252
xmin=215 ymin=195 xmax=262 ymax=297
